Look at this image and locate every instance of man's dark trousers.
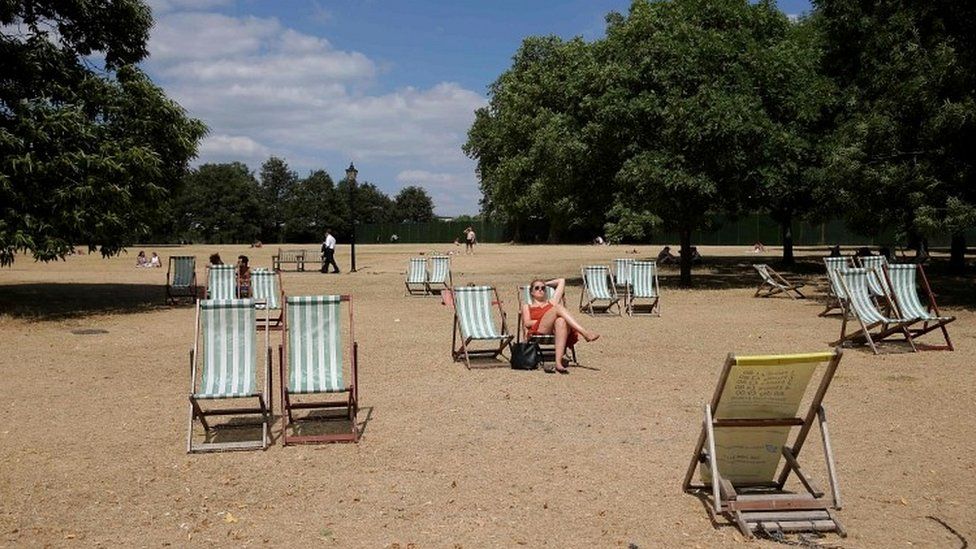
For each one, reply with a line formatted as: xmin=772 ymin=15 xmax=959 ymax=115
xmin=321 ymin=248 xmax=340 ymax=273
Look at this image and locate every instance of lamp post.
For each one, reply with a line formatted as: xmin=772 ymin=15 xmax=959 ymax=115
xmin=346 ymin=162 xmax=358 ymax=273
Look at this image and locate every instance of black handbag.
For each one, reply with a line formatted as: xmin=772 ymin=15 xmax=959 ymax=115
xmin=510 ymin=341 xmax=541 ymax=370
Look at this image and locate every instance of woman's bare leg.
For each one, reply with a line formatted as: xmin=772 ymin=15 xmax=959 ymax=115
xmin=534 ymin=304 xmax=600 ymax=342
xmin=553 ymin=318 xmax=568 ymax=371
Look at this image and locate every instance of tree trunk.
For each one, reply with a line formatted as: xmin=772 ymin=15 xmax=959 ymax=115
xmin=780 ymin=218 xmax=794 ymax=266
xmin=679 ymin=227 xmax=692 ymax=287
xmin=950 ymin=232 xmax=966 ymax=273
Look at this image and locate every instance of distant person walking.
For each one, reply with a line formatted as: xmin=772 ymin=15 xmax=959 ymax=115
xmin=321 ymin=228 xmax=340 ymax=274
xmin=464 ymin=226 xmax=476 ymax=254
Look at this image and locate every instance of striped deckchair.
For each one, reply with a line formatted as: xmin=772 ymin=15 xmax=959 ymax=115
xmin=887 ymin=264 xmax=954 ymax=351
xmin=187 ymin=299 xmax=271 ymax=453
xmin=207 ymin=264 xmax=237 ymax=300
xmin=833 ymin=268 xmax=918 ymax=354
xmin=614 ymin=258 xmax=635 ymax=290
xmin=627 ymin=261 xmax=661 ymax=316
xmin=579 ymin=265 xmax=621 ymax=316
xmin=405 ymin=257 xmax=429 ymax=296
xmin=819 ymin=257 xmax=852 ymax=317
xmin=280 ymin=295 xmax=359 ymax=444
xmin=451 ymin=286 xmax=513 ymax=368
xmin=683 ymin=349 xmax=846 ymax=539
xmin=250 ymin=268 xmax=284 ymax=329
xmin=516 ymin=284 xmax=578 ymax=366
xmin=855 ymin=255 xmax=892 ymax=302
xmin=166 ymin=256 xmax=198 ymax=304
xmin=753 ymin=264 xmax=805 ymax=299
xmin=428 ymin=255 xmax=453 ymax=294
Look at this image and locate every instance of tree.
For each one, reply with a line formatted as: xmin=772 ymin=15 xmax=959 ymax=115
xmin=338 ymin=180 xmax=395 ymax=229
xmin=282 ymin=169 xmax=343 ymax=242
xmin=0 ymin=0 xmax=206 ymax=265
xmin=173 ymin=163 xmax=264 ymax=243
xmin=393 ymin=186 xmax=435 ymax=222
xmin=816 ymin=0 xmax=976 ymax=270
xmin=258 ymin=156 xmax=298 ymax=243
xmin=598 ymin=0 xmax=785 ymax=285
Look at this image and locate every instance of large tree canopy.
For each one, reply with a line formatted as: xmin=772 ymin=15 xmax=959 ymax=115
xmin=393 ymin=186 xmax=435 ymax=222
xmin=0 ymin=0 xmax=206 ymax=265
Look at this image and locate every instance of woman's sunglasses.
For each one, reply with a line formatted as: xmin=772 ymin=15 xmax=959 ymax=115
xmin=531 ymin=285 xmax=545 ymax=291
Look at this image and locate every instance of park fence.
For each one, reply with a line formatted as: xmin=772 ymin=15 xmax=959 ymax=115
xmin=359 ymin=215 xmax=972 ymax=248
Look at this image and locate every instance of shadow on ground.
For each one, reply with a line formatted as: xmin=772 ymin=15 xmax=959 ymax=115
xmin=0 ymin=283 xmax=174 ymax=320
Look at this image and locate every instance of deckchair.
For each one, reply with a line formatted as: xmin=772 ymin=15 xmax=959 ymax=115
xmin=887 ymin=264 xmax=954 ymax=351
xmin=428 ymin=255 xmax=453 ymax=294
xmin=854 ymin=256 xmax=891 ymax=301
xmin=250 ymin=268 xmax=284 ymax=330
xmin=280 ymin=295 xmax=359 ymax=444
xmin=753 ymin=264 xmax=805 ymax=299
xmin=451 ymin=286 xmax=514 ymax=369
xmin=207 ymin=264 xmax=237 ymax=300
xmin=832 ymin=268 xmax=918 ymax=355
xmin=614 ymin=258 xmax=635 ymax=292
xmin=516 ymin=285 xmax=578 ymax=366
xmin=404 ymin=257 xmax=429 ymax=296
xmin=187 ymin=299 xmax=271 ymax=453
xmin=166 ymin=256 xmax=198 ymax=304
xmin=627 ymin=261 xmax=661 ymax=315
xmin=579 ymin=265 xmax=622 ymax=316
xmin=683 ymin=349 xmax=846 ymax=539
xmin=819 ymin=257 xmax=852 ymax=317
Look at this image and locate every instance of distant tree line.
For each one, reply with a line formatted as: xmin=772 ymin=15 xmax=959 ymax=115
xmin=465 ymin=0 xmax=976 ymax=284
xmin=154 ymin=157 xmax=437 ymax=244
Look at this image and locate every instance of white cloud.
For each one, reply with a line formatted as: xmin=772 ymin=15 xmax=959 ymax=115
xmin=146 ymin=0 xmax=234 ymax=16
xmin=144 ymin=9 xmax=486 ymax=213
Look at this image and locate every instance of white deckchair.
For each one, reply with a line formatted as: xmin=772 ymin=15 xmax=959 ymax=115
xmin=428 ymin=255 xmax=453 ymax=294
xmin=855 ymin=256 xmax=891 ymax=301
xmin=451 ymin=286 xmax=513 ymax=368
xmin=753 ymin=264 xmax=805 ymax=299
xmin=627 ymin=261 xmax=661 ymax=315
xmin=207 ymin=264 xmax=237 ymax=300
xmin=887 ymin=264 xmax=954 ymax=351
xmin=250 ymin=268 xmax=284 ymax=329
xmin=819 ymin=257 xmax=852 ymax=317
xmin=187 ymin=299 xmax=271 ymax=453
xmin=579 ymin=265 xmax=622 ymax=316
xmin=833 ymin=268 xmax=918 ymax=354
xmin=404 ymin=257 xmax=429 ymax=296
xmin=166 ymin=256 xmax=198 ymax=304
xmin=280 ymin=295 xmax=359 ymax=444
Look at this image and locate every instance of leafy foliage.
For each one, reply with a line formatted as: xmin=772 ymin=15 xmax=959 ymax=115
xmin=393 ymin=186 xmax=435 ymax=222
xmin=173 ymin=163 xmax=264 ymax=244
xmin=0 ymin=0 xmax=206 ymax=265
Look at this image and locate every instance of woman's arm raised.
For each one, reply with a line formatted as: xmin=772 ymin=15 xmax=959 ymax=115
xmin=547 ymin=278 xmax=566 ymax=304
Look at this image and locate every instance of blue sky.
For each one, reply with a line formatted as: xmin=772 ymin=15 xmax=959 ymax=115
xmin=145 ymin=0 xmax=813 ymax=216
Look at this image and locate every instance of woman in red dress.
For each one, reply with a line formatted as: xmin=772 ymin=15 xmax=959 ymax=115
xmin=521 ymin=277 xmax=600 ymax=374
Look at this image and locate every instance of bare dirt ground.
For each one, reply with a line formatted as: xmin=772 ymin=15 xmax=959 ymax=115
xmin=1 ymin=243 xmax=974 ymax=548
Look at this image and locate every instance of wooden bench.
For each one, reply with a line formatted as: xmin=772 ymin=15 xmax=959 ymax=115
xmin=272 ymin=248 xmax=307 ymax=272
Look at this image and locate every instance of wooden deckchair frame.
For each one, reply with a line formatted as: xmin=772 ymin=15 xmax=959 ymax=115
xmin=888 ymin=264 xmax=954 ymax=351
xmin=818 ymin=257 xmax=851 ymax=317
xmin=683 ymin=349 xmax=846 ymax=539
xmin=166 ymin=255 xmax=198 ymax=304
xmin=404 ymin=258 xmax=430 ymax=297
xmin=451 ymin=286 xmax=513 ymax=369
xmin=187 ymin=299 xmax=272 ymax=453
xmin=279 ymin=295 xmax=359 ymax=445
xmin=578 ymin=266 xmax=622 ymax=316
xmin=516 ymin=285 xmax=578 ymax=366
xmin=753 ymin=264 xmax=805 ymax=299
xmin=833 ymin=268 xmax=919 ymax=355
xmin=252 ymin=268 xmax=285 ymax=330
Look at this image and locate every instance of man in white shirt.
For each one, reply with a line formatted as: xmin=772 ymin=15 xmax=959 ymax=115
xmin=320 ymin=228 xmax=340 ymax=273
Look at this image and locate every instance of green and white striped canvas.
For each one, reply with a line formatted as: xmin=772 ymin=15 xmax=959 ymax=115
xmin=824 ymin=257 xmax=851 ymax=300
xmin=286 ymin=295 xmax=345 ymax=394
xmin=454 ymin=286 xmax=504 ymax=340
xmin=429 ymin=256 xmax=451 ymax=285
xmin=520 ymin=284 xmax=555 ymax=304
xmin=887 ymin=264 xmax=947 ymax=321
xmin=583 ymin=266 xmax=614 ymax=299
xmin=171 ymin=256 xmax=196 ymax=288
xmin=208 ymin=265 xmax=237 ymax=300
xmin=841 ymin=268 xmax=902 ymax=325
xmin=196 ymin=299 xmax=258 ymax=399
xmin=614 ymin=258 xmax=635 ymax=287
xmin=630 ymin=261 xmax=659 ymax=298
xmin=406 ymin=258 xmax=428 ymax=284
xmin=858 ymin=256 xmax=891 ymax=298
xmin=754 ymin=265 xmax=779 ymax=287
xmin=250 ymin=268 xmax=280 ymax=310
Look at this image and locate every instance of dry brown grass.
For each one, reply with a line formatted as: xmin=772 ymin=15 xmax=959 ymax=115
xmin=1 ymin=243 xmax=974 ymax=547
